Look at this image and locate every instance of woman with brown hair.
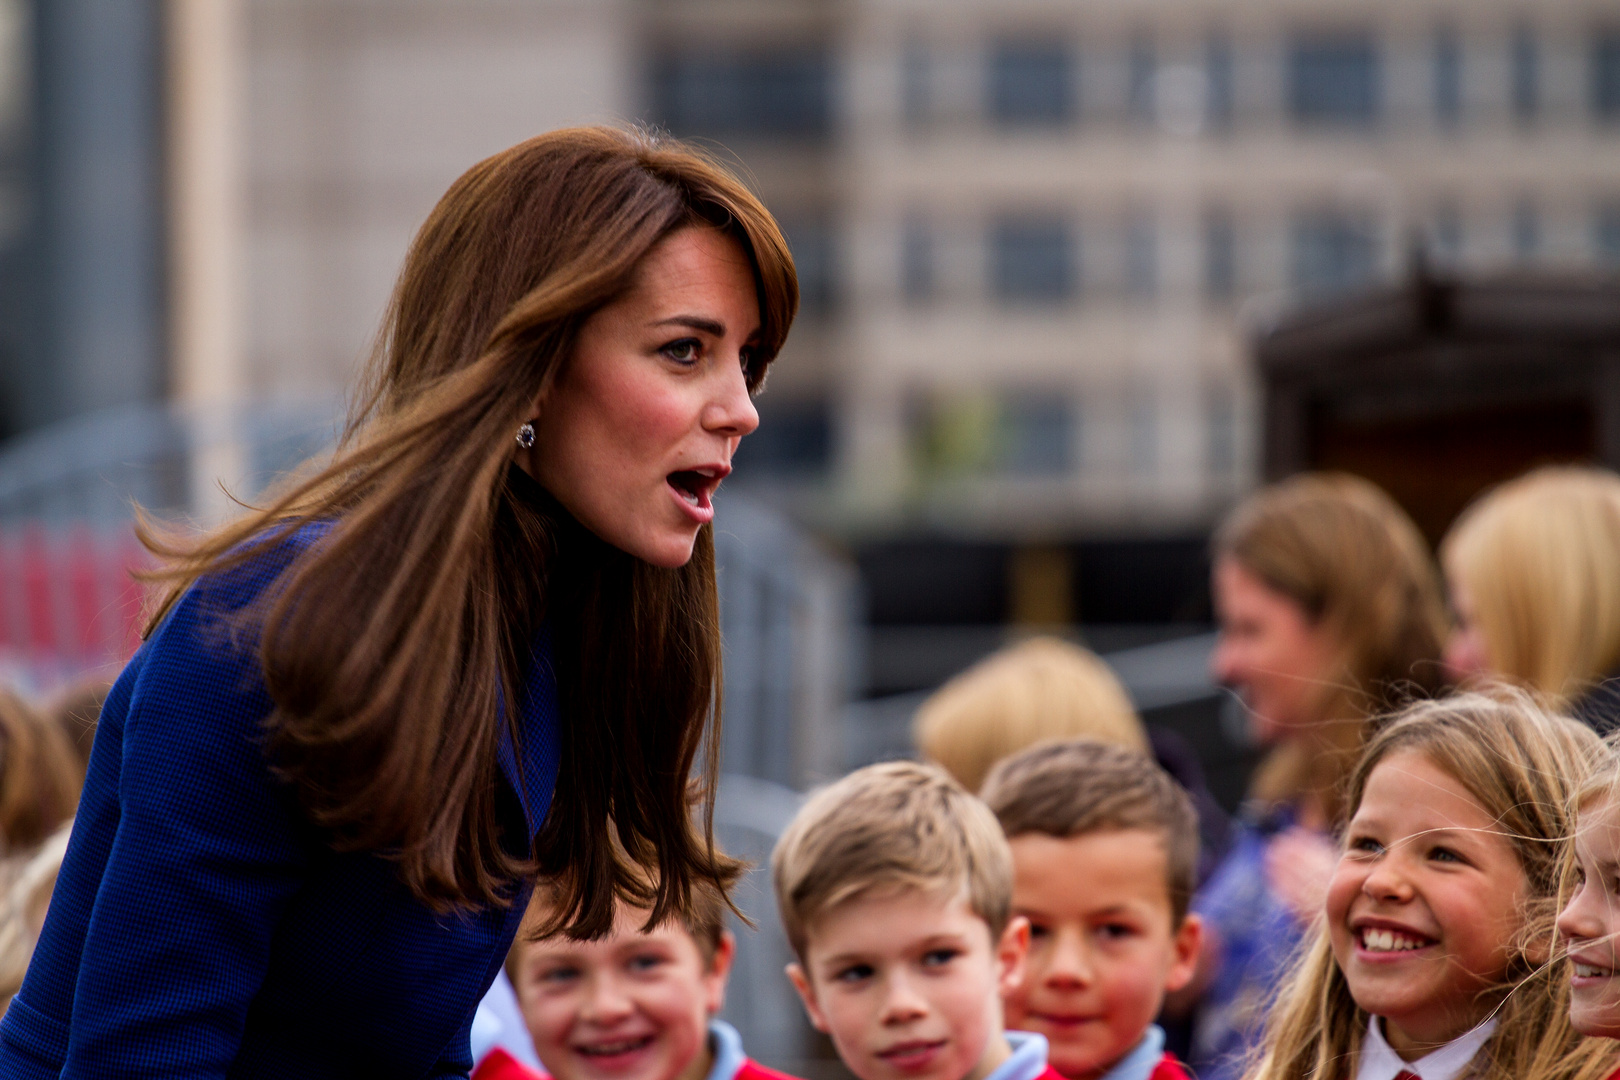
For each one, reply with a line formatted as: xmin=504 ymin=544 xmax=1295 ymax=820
xmin=0 ymin=127 xmax=797 ymax=1077
xmin=1187 ymin=473 xmax=1447 ymax=1080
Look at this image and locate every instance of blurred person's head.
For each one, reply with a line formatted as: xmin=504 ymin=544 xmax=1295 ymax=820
xmin=44 ymin=677 xmax=109 ymax=773
xmin=980 ymin=740 xmax=1202 ymax=1080
xmin=507 ymin=882 xmax=734 ymax=1080
xmin=773 ymin=761 xmax=1028 ymax=1080
xmin=0 ymin=688 xmax=82 ymax=853
xmin=913 ymin=637 xmax=1145 ymax=794
xmin=1441 ymin=466 xmax=1620 ymax=708
xmin=1210 ymin=473 xmax=1446 ymax=819
xmin=0 ymin=819 xmax=72 ymax=1016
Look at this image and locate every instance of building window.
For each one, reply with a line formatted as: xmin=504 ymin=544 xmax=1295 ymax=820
xmin=1289 ymin=33 xmax=1381 ymax=127
xmin=1206 ymin=33 xmax=1235 ymax=130
xmin=991 ymin=217 xmax=1075 ymax=303
xmin=1002 ymin=394 xmax=1072 ymax=475
xmin=903 ymin=42 xmax=931 ymax=126
xmin=1596 ymin=203 xmax=1620 ymax=266
xmin=1292 ymin=212 xmax=1378 ymax=294
xmin=778 ymin=214 xmax=839 ymax=315
xmin=990 ymin=41 xmax=1074 ymax=127
xmin=1431 ymin=203 xmax=1463 ymax=262
xmin=1204 ymin=210 xmax=1237 ymax=300
xmin=1593 ymin=34 xmax=1620 ymax=121
xmin=1206 ymin=388 xmax=1236 ymax=477
xmin=651 ymin=46 xmax=831 ymax=140
xmin=901 ymin=214 xmax=935 ymax=303
xmin=1512 ymin=26 xmax=1539 ymax=124
xmin=1434 ymin=27 xmax=1462 ymax=129
xmin=1128 ymin=35 xmax=1156 ymax=124
xmin=1124 ymin=213 xmax=1157 ymax=299
xmin=1513 ymin=200 xmax=1539 ymax=261
xmin=733 ymin=397 xmax=833 ymax=479
xmin=912 ymin=391 xmax=1072 ymax=477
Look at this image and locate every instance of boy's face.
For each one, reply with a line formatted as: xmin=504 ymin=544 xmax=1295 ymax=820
xmin=511 ymin=904 xmax=733 ymax=1080
xmin=787 ymin=887 xmax=1029 ymax=1080
xmin=1001 ymin=830 xmax=1201 ymax=1080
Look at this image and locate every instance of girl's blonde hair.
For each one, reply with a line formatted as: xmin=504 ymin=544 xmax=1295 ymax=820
xmin=1215 ymin=473 xmax=1447 ymax=823
xmin=1442 ymin=466 xmax=1620 ymax=709
xmin=1245 ymin=691 xmax=1620 ymax=1080
xmin=913 ymin=636 xmax=1145 ymax=793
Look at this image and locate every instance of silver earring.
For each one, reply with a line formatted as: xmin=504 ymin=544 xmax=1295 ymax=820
xmin=515 ymin=421 xmax=536 ymax=449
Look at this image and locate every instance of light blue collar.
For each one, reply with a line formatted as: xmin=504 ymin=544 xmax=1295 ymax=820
xmin=1098 ymin=1025 xmax=1165 ymax=1080
xmin=985 ymin=1030 xmax=1052 ymax=1080
xmin=705 ymin=1019 xmax=748 ymax=1080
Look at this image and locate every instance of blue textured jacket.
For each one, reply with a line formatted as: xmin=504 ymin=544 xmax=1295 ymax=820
xmin=0 ymin=527 xmax=562 ymax=1078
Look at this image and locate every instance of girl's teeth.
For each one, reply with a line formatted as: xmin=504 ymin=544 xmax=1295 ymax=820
xmin=1361 ymin=928 xmax=1426 ymax=952
xmin=1576 ymin=963 xmax=1614 ymax=978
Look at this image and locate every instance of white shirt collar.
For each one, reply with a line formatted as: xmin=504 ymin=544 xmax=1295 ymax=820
xmin=1355 ymin=1015 xmax=1498 ymax=1080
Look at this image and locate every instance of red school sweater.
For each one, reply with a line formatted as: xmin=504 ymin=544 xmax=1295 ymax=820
xmin=470 ymin=1049 xmax=807 ymax=1080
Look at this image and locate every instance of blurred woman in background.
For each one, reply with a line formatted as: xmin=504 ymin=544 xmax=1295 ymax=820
xmin=1188 ymin=472 xmax=1446 ymax=1080
xmin=1441 ymin=465 xmax=1620 ymax=733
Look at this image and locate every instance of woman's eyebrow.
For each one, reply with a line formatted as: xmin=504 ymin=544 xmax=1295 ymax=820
xmin=651 ymin=314 xmax=726 ymax=336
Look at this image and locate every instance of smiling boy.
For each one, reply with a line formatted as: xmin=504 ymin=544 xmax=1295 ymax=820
xmin=978 ymin=741 xmax=1202 ymax=1080
xmin=772 ymin=761 xmax=1062 ymax=1080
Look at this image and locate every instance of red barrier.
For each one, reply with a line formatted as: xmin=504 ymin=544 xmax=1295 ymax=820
xmin=0 ymin=525 xmax=151 ymax=689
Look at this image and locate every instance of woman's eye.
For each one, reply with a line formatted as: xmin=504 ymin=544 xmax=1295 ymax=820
xmin=663 ymin=339 xmax=701 ymax=364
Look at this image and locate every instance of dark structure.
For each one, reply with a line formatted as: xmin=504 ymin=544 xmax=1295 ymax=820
xmin=1256 ymin=267 xmax=1620 ymax=542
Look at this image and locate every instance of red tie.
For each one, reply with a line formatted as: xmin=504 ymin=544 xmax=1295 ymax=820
xmin=1393 ymin=1072 xmax=1421 ymax=1080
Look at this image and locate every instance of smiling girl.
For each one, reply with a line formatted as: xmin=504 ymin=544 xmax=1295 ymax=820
xmin=1557 ymin=739 xmax=1620 ymax=1064
xmin=1244 ymin=692 xmax=1619 ymax=1080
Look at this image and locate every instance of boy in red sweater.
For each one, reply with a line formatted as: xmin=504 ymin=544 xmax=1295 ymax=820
xmin=773 ymin=761 xmax=1065 ymax=1080
xmin=979 ymin=741 xmax=1203 ymax=1080
xmin=474 ymin=882 xmax=800 ymax=1080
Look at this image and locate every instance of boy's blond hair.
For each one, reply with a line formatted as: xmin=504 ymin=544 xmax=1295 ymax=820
xmin=914 ymin=637 xmax=1145 ymax=794
xmin=1247 ymin=690 xmax=1620 ymax=1080
xmin=771 ymin=761 xmax=1012 ymax=962
xmin=979 ymin=739 xmax=1198 ymax=924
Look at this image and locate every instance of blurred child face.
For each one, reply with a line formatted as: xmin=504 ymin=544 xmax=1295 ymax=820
xmin=512 ymin=904 xmax=734 ymax=1080
xmin=1001 ymin=831 xmax=1201 ymax=1080
xmin=1441 ymin=576 xmax=1492 ymax=684
xmin=787 ymin=888 xmax=1029 ymax=1080
xmin=1557 ymin=795 xmax=1620 ymax=1038
xmin=1209 ymin=556 xmax=1339 ymax=743
xmin=1326 ymin=751 xmax=1528 ymax=1058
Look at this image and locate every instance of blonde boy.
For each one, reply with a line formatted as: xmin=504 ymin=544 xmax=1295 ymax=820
xmin=979 ymin=741 xmax=1202 ymax=1080
xmin=772 ymin=761 xmax=1063 ymax=1080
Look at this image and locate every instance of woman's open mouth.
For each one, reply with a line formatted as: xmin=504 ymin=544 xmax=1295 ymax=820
xmin=666 ymin=466 xmax=728 ymax=523
xmin=1356 ymin=925 xmax=1437 ymax=955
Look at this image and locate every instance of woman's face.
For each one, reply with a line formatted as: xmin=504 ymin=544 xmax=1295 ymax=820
xmin=524 ymin=225 xmax=761 ymax=568
xmin=1441 ymin=574 xmax=1491 ymax=684
xmin=1209 ymin=556 xmax=1339 ymax=743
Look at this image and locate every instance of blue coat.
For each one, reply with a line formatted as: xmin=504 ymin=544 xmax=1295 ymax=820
xmin=0 ymin=528 xmax=562 ymax=1078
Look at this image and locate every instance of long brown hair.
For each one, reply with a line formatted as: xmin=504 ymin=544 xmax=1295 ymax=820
xmin=0 ymin=689 xmax=81 ymax=853
xmin=1244 ymin=691 xmax=1619 ymax=1080
xmin=138 ymin=127 xmax=798 ymax=935
xmin=1215 ymin=472 xmax=1447 ymax=823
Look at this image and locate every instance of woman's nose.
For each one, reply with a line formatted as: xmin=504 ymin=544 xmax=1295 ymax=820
xmin=703 ymin=360 xmax=760 ymax=438
xmin=1362 ymin=855 xmax=1413 ymax=901
xmin=1558 ymin=883 xmax=1605 ymax=943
